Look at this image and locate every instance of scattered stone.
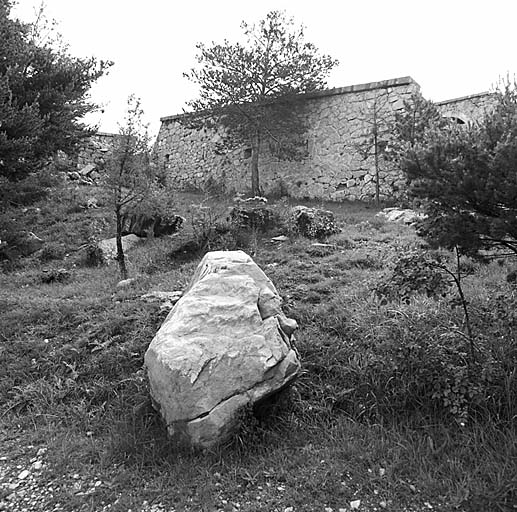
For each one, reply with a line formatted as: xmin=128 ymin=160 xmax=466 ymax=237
xmin=121 ymin=212 xmax=184 ymax=238
xmin=230 ymin=205 xmax=276 ymax=231
xmin=79 ymin=163 xmax=97 ymax=177
xmin=116 ymin=278 xmax=138 ymax=289
xmin=271 ymin=235 xmax=289 ymax=242
xmin=140 ymin=291 xmax=183 ymax=309
xmin=32 ymin=461 xmax=43 ymax=470
xmin=278 ymin=317 xmax=298 ymax=337
xmin=311 ymin=242 xmax=335 ymax=248
xmin=85 ymin=197 xmax=100 ymax=209
xmin=234 ymin=195 xmax=268 ymax=204
xmin=145 ymin=250 xmax=301 ymax=448
xmin=350 ymin=500 xmax=361 ymax=509
xmin=376 ymin=207 xmax=426 ymax=225
xmin=17 ymin=470 xmax=30 ymax=480
xmin=97 ymin=234 xmax=142 ymax=261
xmin=290 ymin=206 xmax=340 ymax=239
xmin=67 ymin=171 xmax=81 ymax=181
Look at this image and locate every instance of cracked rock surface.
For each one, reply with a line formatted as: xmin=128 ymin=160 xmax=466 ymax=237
xmin=144 ymin=250 xmax=301 ymax=448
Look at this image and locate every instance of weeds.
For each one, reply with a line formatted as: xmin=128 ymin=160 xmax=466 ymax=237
xmin=1 ymin=189 xmax=516 ymax=511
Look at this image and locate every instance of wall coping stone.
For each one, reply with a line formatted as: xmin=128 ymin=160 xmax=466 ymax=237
xmin=436 ymin=91 xmax=493 ymax=106
xmin=160 ymin=76 xmax=419 ymax=123
xmin=94 ymin=132 xmax=118 ymax=137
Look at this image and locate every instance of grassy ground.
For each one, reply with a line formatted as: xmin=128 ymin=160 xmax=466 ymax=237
xmin=1 ymin=182 xmax=516 ymax=511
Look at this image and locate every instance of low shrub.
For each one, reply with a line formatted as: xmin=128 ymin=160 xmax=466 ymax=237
xmin=83 ymin=237 xmax=105 ymax=267
xmin=375 ymin=250 xmax=451 ymax=303
xmin=38 ymin=242 xmax=66 ymax=262
xmin=39 ymin=267 xmax=71 ymax=284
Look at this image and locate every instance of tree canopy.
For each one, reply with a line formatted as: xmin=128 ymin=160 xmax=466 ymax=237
xmin=185 ymin=10 xmax=338 ymax=195
xmin=0 ymin=0 xmax=111 ymax=180
xmin=393 ymin=83 xmax=517 ymax=257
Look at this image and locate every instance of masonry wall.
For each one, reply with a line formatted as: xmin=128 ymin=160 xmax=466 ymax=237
xmin=155 ymin=77 xmax=421 ymax=201
xmin=436 ymin=92 xmax=496 ymax=124
xmin=76 ymin=132 xmax=117 ymax=170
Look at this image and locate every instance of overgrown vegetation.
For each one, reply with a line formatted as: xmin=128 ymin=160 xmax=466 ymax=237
xmin=392 ymin=78 xmax=517 ymax=257
xmin=0 ymin=0 xmax=110 ymax=181
xmin=1 ymin=185 xmax=515 ymax=511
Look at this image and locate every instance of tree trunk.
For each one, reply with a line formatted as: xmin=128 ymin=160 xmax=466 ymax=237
xmin=373 ymin=112 xmax=380 ymax=205
xmin=115 ymin=205 xmax=128 ymax=280
xmin=250 ymin=130 xmax=261 ymax=196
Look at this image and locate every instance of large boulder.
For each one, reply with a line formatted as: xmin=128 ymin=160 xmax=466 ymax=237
xmin=96 ymin=234 xmax=142 ymax=261
xmin=144 ymin=250 xmax=300 ymax=448
xmin=121 ymin=212 xmax=184 ymax=238
xmin=290 ymin=206 xmax=340 ymax=239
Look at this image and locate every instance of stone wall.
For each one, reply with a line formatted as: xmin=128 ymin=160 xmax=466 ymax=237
xmin=96 ymin=79 xmax=495 ymax=202
xmin=76 ymin=132 xmax=117 ymax=170
xmin=155 ymin=77 xmax=421 ymax=201
xmin=436 ymin=91 xmax=496 ymax=124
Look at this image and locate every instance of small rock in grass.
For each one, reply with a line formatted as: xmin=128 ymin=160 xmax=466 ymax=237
xmin=17 ymin=470 xmax=30 ymax=480
xmin=350 ymin=500 xmax=361 ymax=509
xmin=116 ymin=278 xmax=137 ymax=289
xmin=140 ymin=291 xmax=182 ymax=308
xmin=311 ymin=242 xmax=335 ymax=248
xmin=278 ymin=316 xmax=298 ymax=337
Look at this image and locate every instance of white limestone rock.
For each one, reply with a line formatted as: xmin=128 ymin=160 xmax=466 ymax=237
xmin=144 ymin=250 xmax=300 ymax=448
xmin=376 ymin=207 xmax=426 ymax=225
xmin=97 ymin=234 xmax=142 ymax=261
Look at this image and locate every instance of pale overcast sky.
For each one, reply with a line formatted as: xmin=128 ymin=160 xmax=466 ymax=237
xmin=12 ymin=0 xmax=517 ymax=136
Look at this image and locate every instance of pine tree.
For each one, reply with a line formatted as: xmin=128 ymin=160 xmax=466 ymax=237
xmin=185 ymin=10 xmax=338 ymax=196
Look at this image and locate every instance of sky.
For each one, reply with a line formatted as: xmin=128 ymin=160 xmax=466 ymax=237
xmin=11 ymin=0 xmax=517 ymax=137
